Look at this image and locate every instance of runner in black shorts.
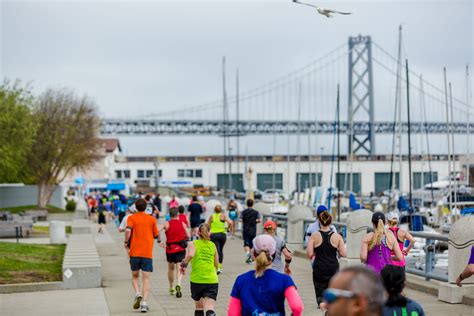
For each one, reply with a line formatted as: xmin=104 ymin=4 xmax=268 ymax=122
xmin=240 ymin=199 xmax=261 ymax=264
xmin=188 ymin=195 xmax=203 ymax=240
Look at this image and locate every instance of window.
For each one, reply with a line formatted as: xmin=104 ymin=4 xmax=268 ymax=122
xmin=123 ymin=170 xmax=130 ymax=179
xmin=115 ymin=170 xmax=122 ymax=179
xmin=296 ymin=173 xmax=322 ymax=191
xmin=257 ymin=173 xmax=283 ymax=191
xmin=217 ymin=174 xmax=244 ymax=192
xmin=137 ymin=170 xmax=145 ymax=178
xmin=336 ymin=173 xmax=361 ymax=194
xmin=413 ymin=172 xmax=438 ymax=189
xmin=195 ymin=169 xmax=203 ymax=178
xmin=185 ymin=169 xmax=194 ymax=177
xmin=178 ymin=169 xmax=185 ymax=177
xmin=374 ymin=173 xmax=399 ymax=195
xmin=146 ymin=170 xmax=154 ymax=178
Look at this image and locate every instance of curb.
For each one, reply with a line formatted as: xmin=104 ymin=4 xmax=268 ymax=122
xmin=0 ymin=281 xmax=63 ymax=294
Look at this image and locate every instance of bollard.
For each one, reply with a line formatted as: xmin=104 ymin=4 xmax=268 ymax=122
xmin=50 ymin=220 xmax=67 ymax=244
xmin=253 ymin=202 xmax=271 ymax=236
xmin=340 ymin=209 xmax=373 ymax=269
xmin=438 ymin=216 xmax=474 ymax=303
xmin=286 ymin=205 xmax=313 ymax=252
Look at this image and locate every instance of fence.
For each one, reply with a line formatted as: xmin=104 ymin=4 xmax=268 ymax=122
xmin=264 ymin=215 xmax=449 ymax=282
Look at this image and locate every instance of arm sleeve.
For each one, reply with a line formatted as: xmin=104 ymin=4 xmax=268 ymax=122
xmin=227 ymin=297 xmax=242 ymax=316
xmin=285 ymin=286 xmax=303 ymax=316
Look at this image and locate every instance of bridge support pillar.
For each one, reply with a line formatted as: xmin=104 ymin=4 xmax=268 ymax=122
xmin=339 ymin=210 xmax=372 ymax=269
xmin=287 ymin=205 xmax=313 ymax=252
xmin=438 ymin=216 xmax=474 ymax=303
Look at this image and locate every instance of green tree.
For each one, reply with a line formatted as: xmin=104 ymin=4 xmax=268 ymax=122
xmin=28 ymin=88 xmax=102 ymax=208
xmin=0 ymin=80 xmax=36 ymax=182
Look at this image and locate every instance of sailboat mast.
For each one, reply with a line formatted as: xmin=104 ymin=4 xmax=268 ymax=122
xmin=466 ymin=65 xmax=471 ymax=185
xmin=236 ymin=69 xmax=240 ymax=181
xmin=449 ymin=83 xmax=458 ymax=207
xmin=222 ymin=57 xmax=228 ymax=194
xmin=443 ymin=68 xmax=453 ymax=211
xmin=405 ymin=59 xmax=413 ymax=208
xmin=397 ymin=26 xmax=403 ymax=196
xmin=337 ymin=84 xmax=341 ymax=221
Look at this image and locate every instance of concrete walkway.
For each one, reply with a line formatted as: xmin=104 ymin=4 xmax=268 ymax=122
xmin=1 ymin=221 xmax=473 ymax=315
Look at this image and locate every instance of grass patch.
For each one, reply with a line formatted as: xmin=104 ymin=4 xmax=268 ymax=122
xmin=0 ymin=205 xmax=69 ymax=214
xmin=32 ymin=225 xmax=71 ymax=234
xmin=0 ymin=242 xmax=65 ymax=284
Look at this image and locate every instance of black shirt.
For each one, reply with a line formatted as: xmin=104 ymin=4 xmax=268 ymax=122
xmin=188 ymin=202 xmax=202 ymax=220
xmin=241 ymin=208 xmax=260 ymax=236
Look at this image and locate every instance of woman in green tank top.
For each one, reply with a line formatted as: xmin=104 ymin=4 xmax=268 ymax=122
xmin=208 ymin=205 xmax=233 ymax=274
xmin=180 ymin=223 xmax=219 ymax=316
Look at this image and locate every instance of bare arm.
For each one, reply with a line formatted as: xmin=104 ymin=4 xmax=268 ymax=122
xmin=183 ymin=222 xmax=191 ymax=238
xmin=387 ymin=232 xmax=403 ymax=261
xmin=402 ymin=230 xmax=415 ymax=255
xmin=306 ymin=235 xmax=315 ymax=259
xmin=456 ymin=264 xmax=474 ymax=287
xmin=360 ymin=233 xmax=370 ymax=263
xmin=337 ymin=234 xmax=346 ymax=258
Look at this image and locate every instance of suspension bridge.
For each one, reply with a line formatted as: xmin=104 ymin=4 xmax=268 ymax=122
xmin=101 ymin=35 xmax=472 ymax=156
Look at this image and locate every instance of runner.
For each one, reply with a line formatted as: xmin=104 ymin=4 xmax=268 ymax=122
xmin=208 ymin=204 xmax=233 ymax=274
xmin=189 ymin=195 xmax=203 ymax=239
xmin=304 ymin=205 xmax=337 ymax=247
xmin=124 ymin=198 xmax=160 ymax=313
xmin=263 ymin=220 xmax=292 ymax=274
xmin=97 ymin=199 xmax=106 ymax=234
xmin=178 ymin=205 xmax=189 ymax=228
xmin=145 ymin=194 xmax=159 ymax=217
xmin=227 ymin=234 xmax=304 ymax=316
xmin=169 ymin=195 xmax=179 ymax=209
xmin=227 ymin=200 xmax=239 ymax=237
xmin=88 ymin=195 xmax=97 ymax=222
xmin=456 ymin=245 xmax=474 ymax=287
xmin=360 ymin=212 xmax=403 ymax=274
xmin=306 ymin=210 xmax=346 ymax=307
xmin=180 ymin=223 xmax=219 ymax=316
xmin=153 ymin=193 xmax=162 ymax=218
xmin=160 ymin=207 xmax=190 ymax=298
xmin=386 ymin=211 xmax=415 ymax=267
xmin=381 ymin=265 xmax=426 ymax=316
xmin=240 ymin=199 xmax=261 ymax=264
xmin=118 ymin=205 xmax=136 ymax=233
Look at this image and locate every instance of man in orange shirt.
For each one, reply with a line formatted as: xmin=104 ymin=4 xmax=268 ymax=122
xmin=124 ymin=198 xmax=160 ymax=313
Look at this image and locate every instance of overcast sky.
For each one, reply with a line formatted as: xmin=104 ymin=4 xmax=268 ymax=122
xmin=1 ymin=0 xmax=473 ymax=156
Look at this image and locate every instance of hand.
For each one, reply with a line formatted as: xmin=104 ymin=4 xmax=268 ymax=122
xmin=159 ymin=242 xmax=166 ymax=248
xmin=402 ymin=249 xmax=409 ymax=256
xmin=456 ymin=276 xmax=463 ymax=287
xmin=179 ymin=266 xmax=187 ymax=275
xmin=319 ymin=302 xmax=328 ymax=313
xmin=284 ymin=265 xmax=292 ymax=275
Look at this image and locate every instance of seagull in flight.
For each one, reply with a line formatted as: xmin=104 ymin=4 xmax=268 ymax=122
xmin=293 ymin=0 xmax=352 ymax=18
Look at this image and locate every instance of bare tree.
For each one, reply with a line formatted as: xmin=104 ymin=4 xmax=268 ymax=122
xmin=28 ymin=88 xmax=102 ymax=208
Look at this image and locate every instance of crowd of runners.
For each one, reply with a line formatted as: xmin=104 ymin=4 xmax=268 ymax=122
xmin=85 ymin=192 xmax=474 ymax=315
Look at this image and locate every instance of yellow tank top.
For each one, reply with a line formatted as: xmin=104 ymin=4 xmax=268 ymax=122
xmin=210 ymin=213 xmax=226 ymax=233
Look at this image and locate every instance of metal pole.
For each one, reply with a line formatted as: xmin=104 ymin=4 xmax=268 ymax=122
xmin=337 ymin=84 xmax=341 ymax=221
xmin=222 ymin=57 xmax=227 ymax=194
xmin=154 ymin=158 xmax=159 ymax=195
xmin=449 ymin=83 xmax=458 ymax=208
xmin=297 ymin=83 xmax=302 ymax=200
xmin=466 ymin=65 xmax=471 ymax=185
xmin=443 ymin=67 xmax=452 ymax=212
xmin=405 ymin=59 xmax=413 ymax=208
xmin=236 ymin=69 xmax=240 ymax=183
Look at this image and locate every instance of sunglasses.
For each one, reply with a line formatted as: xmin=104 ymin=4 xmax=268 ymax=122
xmin=322 ymin=288 xmax=357 ymax=304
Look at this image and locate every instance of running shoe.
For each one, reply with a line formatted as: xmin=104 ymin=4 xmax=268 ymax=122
xmin=140 ymin=302 xmax=149 ymax=313
xmin=217 ymin=268 xmax=222 ymax=275
xmin=133 ymin=293 xmax=142 ymax=309
xmin=175 ymin=285 xmax=182 ymax=298
xmin=169 ymin=288 xmax=175 ymax=296
xmin=245 ymin=253 xmax=252 ymax=264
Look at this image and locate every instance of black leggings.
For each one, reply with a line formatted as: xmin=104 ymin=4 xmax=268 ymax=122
xmin=210 ymin=232 xmax=227 ymax=264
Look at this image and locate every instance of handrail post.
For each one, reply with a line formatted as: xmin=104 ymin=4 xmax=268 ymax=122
xmin=424 ymin=238 xmax=435 ymax=281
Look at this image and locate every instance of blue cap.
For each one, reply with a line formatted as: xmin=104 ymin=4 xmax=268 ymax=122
xmin=317 ymin=205 xmax=328 ymax=217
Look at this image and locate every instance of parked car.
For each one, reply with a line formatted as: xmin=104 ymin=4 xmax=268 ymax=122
xmin=262 ymin=189 xmax=289 ymax=203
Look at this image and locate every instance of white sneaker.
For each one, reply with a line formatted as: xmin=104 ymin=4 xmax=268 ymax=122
xmin=140 ymin=302 xmax=149 ymax=313
xmin=133 ymin=294 xmax=142 ymax=309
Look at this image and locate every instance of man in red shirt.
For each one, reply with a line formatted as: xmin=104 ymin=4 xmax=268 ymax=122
xmin=124 ymin=198 xmax=159 ymax=313
xmin=161 ymin=207 xmax=190 ymax=298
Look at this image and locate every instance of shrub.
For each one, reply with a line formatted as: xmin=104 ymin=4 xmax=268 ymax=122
xmin=65 ymin=200 xmax=76 ymax=211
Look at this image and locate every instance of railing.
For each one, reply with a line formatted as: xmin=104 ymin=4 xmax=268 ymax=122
xmin=261 ymin=213 xmax=289 ymax=239
xmin=273 ymin=217 xmax=450 ymax=283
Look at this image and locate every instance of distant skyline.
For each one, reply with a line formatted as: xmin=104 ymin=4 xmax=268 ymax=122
xmin=2 ymin=0 xmax=472 ymax=156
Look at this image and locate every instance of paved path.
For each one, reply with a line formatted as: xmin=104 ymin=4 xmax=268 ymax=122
xmin=1 ymin=221 xmax=473 ymax=315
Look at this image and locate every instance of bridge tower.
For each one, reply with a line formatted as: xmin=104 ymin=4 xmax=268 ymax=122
xmin=348 ymin=35 xmax=375 ymax=156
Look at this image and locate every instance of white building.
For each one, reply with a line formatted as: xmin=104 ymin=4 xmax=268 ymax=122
xmin=110 ymin=154 xmax=464 ymax=196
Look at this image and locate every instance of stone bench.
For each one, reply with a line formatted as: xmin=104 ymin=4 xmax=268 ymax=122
xmin=0 ymin=221 xmax=33 ymax=238
xmin=71 ymin=219 xmax=91 ymax=234
xmin=62 ymin=234 xmax=102 ymax=289
xmin=24 ymin=210 xmax=48 ymax=221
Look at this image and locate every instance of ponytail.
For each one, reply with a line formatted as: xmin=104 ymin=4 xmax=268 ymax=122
xmin=368 ymin=219 xmax=385 ymax=250
xmin=199 ymin=223 xmax=211 ymax=241
xmin=318 ymin=211 xmax=332 ymax=227
xmin=255 ymin=251 xmax=271 ymax=278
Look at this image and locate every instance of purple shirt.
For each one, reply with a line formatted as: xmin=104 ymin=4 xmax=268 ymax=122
xmin=469 ymin=246 xmax=474 ymax=265
xmin=367 ymin=236 xmax=392 ymax=275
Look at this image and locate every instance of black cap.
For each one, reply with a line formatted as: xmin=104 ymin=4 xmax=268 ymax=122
xmin=372 ymin=211 xmax=385 ymax=223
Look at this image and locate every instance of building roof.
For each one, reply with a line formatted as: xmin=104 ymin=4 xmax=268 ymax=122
xmin=100 ymin=138 xmax=121 ymax=153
